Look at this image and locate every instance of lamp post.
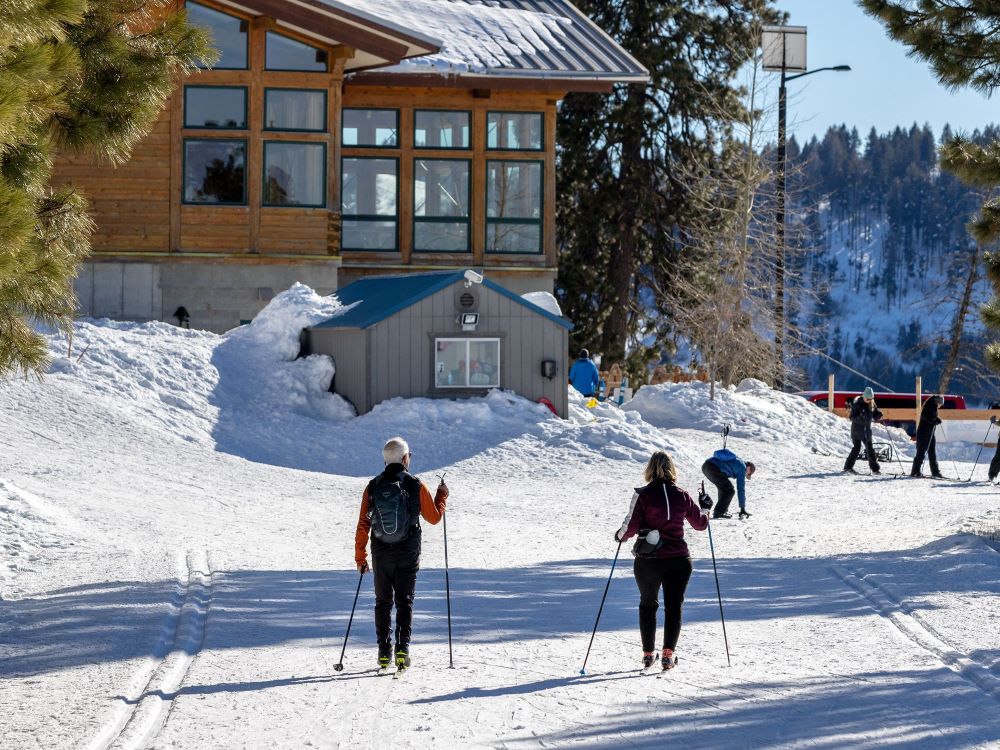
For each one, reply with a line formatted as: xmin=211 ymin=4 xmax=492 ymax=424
xmin=763 ymin=25 xmax=850 ymax=389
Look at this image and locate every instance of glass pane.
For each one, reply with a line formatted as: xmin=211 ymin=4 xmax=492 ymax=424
xmin=265 ymin=89 xmax=326 ymax=131
xmin=185 ymin=87 xmax=245 ymax=129
xmin=469 ymin=340 xmax=500 ymax=386
xmin=487 ymin=161 xmax=541 ymax=219
xmin=184 ymin=140 xmax=245 ymax=203
xmin=342 ymin=109 xmax=397 ymax=147
xmin=414 ymin=222 xmax=468 ymax=252
xmin=342 ymin=158 xmax=396 ymax=216
xmin=487 ymin=222 xmax=541 ymax=253
xmin=414 ymin=160 xmax=469 ymax=217
xmin=264 ymin=142 xmax=325 ymax=206
xmin=343 ymin=219 xmax=396 ymax=250
xmin=414 ymin=111 xmax=470 ymax=148
xmin=487 ymin=112 xmax=543 ymax=149
xmin=435 ymin=340 xmax=467 ymax=387
xmin=265 ymin=32 xmax=327 ymax=72
xmin=187 ymin=1 xmax=247 ymax=69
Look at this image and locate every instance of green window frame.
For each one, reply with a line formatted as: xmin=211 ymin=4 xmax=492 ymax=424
xmin=263 ymin=141 xmax=327 ymax=208
xmin=182 ymin=138 xmax=248 ymax=205
xmin=342 ymin=108 xmax=399 ymax=148
xmin=413 ymin=158 xmax=471 ymax=253
xmin=486 ymin=111 xmax=544 ymax=151
xmin=183 ymin=85 xmax=248 ymax=130
xmin=263 ymin=88 xmax=327 ymax=132
xmin=186 ymin=1 xmax=248 ymax=70
xmin=414 ymin=110 xmax=472 ymax=150
xmin=486 ymin=159 xmax=543 ymax=254
xmin=341 ymin=157 xmax=399 ymax=251
xmin=264 ymin=31 xmax=328 ymax=72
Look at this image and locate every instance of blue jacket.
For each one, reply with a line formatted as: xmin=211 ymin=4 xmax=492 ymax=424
xmin=568 ymin=357 xmax=600 ymax=396
xmin=708 ymin=449 xmax=747 ymax=507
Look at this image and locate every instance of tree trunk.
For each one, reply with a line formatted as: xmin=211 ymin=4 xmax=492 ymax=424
xmin=939 ymin=244 xmax=980 ymax=393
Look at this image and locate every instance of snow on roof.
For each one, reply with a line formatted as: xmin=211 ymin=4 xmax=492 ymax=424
xmin=326 ymin=0 xmax=648 ymax=82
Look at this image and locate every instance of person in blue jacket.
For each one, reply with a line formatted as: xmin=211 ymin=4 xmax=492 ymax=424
xmin=701 ymin=448 xmax=755 ymax=520
xmin=568 ymin=349 xmax=600 ymax=397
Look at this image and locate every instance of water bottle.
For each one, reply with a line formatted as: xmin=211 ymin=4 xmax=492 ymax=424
xmin=598 ymin=379 xmax=607 ymax=401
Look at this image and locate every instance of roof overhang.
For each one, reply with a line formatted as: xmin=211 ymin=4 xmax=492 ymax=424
xmin=345 ymin=70 xmax=647 ymax=94
xmin=211 ymin=0 xmax=441 ymax=70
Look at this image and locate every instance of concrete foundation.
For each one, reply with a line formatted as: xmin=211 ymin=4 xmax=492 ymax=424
xmin=75 ymin=259 xmax=341 ymax=333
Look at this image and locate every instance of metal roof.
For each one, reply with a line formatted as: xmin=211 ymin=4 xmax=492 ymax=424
xmin=340 ymin=0 xmax=649 ymax=85
xmin=311 ymin=270 xmax=573 ymax=330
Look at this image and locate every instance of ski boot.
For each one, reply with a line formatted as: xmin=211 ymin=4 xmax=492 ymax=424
xmin=377 ymin=643 xmax=392 ymax=674
xmin=640 ymin=652 xmax=657 ymax=675
xmin=739 ymin=508 xmax=752 ymax=520
xmin=394 ymin=645 xmax=410 ymax=675
xmin=843 ymin=468 xmax=858 ymax=475
xmin=661 ymin=648 xmax=677 ymax=671
xmin=712 ymin=511 xmax=732 ymax=520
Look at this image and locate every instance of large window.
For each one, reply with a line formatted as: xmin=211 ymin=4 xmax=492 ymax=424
xmin=487 ymin=112 xmax=543 ymax=151
xmin=264 ymin=89 xmax=326 ymax=132
xmin=435 ymin=339 xmax=500 ymax=388
xmin=264 ymin=142 xmax=325 ymax=207
xmin=486 ymin=161 xmax=542 ymax=253
xmin=342 ymin=109 xmax=398 ymax=147
xmin=414 ymin=159 xmax=470 ymax=252
xmin=342 ymin=158 xmax=398 ymax=250
xmin=265 ymin=31 xmax=327 ymax=72
xmin=184 ymin=86 xmax=247 ymax=129
xmin=187 ymin=1 xmax=248 ymax=69
xmin=184 ymin=139 xmax=246 ymax=204
xmin=414 ymin=111 xmax=470 ymax=149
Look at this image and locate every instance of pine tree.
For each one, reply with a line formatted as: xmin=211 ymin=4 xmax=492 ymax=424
xmin=0 ymin=1 xmax=212 ymax=377
xmin=556 ymin=0 xmax=782 ymax=378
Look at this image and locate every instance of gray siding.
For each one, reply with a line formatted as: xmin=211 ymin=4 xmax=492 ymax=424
xmin=367 ymin=282 xmax=568 ymax=417
xmin=308 ymin=328 xmax=368 ymax=414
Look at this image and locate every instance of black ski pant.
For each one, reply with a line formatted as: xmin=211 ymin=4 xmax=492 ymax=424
xmin=633 ymin=556 xmax=693 ymax=653
xmin=990 ymin=442 xmax=1000 ymax=481
xmin=372 ymin=543 xmax=420 ymax=649
xmin=845 ymin=435 xmax=879 ymax=472
xmin=702 ymin=460 xmax=735 ymax=515
xmin=911 ymin=430 xmax=939 ymax=477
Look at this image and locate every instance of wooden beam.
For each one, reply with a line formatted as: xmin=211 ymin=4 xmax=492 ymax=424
xmin=831 ymin=408 xmax=1000 ymax=421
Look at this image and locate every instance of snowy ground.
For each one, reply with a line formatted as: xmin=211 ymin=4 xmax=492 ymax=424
xmin=2 ymin=290 xmax=999 ymax=749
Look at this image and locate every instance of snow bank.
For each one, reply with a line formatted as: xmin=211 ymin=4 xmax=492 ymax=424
xmin=622 ymin=377 xmax=913 ymax=457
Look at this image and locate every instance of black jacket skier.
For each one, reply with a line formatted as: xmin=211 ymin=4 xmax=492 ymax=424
xmin=844 ymin=389 xmax=883 ymax=473
xmin=911 ymin=396 xmax=943 ymax=478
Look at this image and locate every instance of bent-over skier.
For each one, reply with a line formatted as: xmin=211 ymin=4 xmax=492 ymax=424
xmin=701 ymin=448 xmax=755 ymax=519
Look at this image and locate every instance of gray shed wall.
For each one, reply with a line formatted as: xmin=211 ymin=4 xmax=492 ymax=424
xmin=307 ymin=328 xmax=368 ymax=414
xmin=366 ymin=282 xmax=569 ymax=417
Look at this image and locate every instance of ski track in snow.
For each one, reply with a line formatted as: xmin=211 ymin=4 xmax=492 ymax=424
xmin=3 ymin=304 xmax=1000 ymax=748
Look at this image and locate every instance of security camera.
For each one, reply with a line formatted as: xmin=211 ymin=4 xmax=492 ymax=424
xmin=463 ymin=269 xmax=483 ymax=285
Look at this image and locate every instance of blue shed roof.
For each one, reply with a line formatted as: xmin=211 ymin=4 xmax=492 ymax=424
xmin=311 ymin=270 xmax=572 ymax=330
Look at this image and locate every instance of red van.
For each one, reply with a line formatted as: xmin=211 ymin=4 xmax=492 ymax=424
xmin=795 ymin=391 xmax=967 ymax=438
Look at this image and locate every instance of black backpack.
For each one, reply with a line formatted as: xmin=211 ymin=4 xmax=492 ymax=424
xmin=368 ymin=477 xmax=414 ymax=544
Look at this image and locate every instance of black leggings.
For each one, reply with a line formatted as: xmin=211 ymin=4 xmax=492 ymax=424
xmin=373 ymin=545 xmax=420 ymax=647
xmin=633 ymin=556 xmax=693 ymax=652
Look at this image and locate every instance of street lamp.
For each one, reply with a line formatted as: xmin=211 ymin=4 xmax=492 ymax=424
xmin=762 ymin=25 xmax=850 ymax=390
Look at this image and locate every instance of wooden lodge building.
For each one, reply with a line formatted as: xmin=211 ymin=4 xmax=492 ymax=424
xmin=58 ymin=0 xmax=647 ymax=332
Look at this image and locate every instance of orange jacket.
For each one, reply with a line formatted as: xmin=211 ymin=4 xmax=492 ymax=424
xmin=355 ymin=477 xmax=448 ymax=567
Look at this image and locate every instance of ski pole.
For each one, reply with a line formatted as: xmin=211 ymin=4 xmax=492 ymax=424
xmin=579 ymin=540 xmax=623 ymax=675
xmin=706 ymin=520 xmax=732 ymax=667
xmin=965 ymin=421 xmax=994 ymax=482
xmin=881 ymin=422 xmax=908 ymax=476
xmin=438 ymin=473 xmax=454 ymax=669
xmin=334 ymin=570 xmax=364 ymax=672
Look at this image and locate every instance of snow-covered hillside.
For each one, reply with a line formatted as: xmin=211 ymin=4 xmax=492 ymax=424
xmin=2 ymin=289 xmax=999 ymax=749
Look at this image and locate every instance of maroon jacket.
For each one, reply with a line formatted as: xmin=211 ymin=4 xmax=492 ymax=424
xmin=617 ymin=479 xmax=709 ymax=558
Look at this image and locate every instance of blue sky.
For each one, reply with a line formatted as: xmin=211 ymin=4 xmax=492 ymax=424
xmin=774 ymin=0 xmax=999 ymax=144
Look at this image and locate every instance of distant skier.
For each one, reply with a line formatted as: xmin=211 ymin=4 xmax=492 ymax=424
xmin=568 ymin=348 xmax=600 ymax=397
xmin=701 ymin=448 xmax=755 ymax=519
xmin=615 ymin=450 xmax=710 ymax=672
xmin=843 ymin=387 xmax=883 ymax=475
xmin=910 ymin=395 xmax=944 ymax=478
xmin=355 ymin=437 xmax=448 ymax=673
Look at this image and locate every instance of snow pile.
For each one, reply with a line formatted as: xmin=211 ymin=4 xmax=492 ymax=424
xmin=342 ymin=0 xmax=567 ymax=74
xmin=623 ymin=377 xmax=913 ymax=457
xmin=521 ymin=291 xmax=562 ymax=317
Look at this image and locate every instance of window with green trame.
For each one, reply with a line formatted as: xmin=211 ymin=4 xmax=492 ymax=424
xmin=487 ymin=112 xmax=543 ymax=150
xmin=265 ymin=31 xmax=328 ymax=72
xmin=186 ymin=1 xmax=247 ymax=69
xmin=414 ymin=159 xmax=470 ymax=252
xmin=486 ymin=160 xmax=542 ymax=253
xmin=183 ymin=139 xmax=247 ymax=204
xmin=342 ymin=109 xmax=398 ymax=147
xmin=415 ymin=111 xmax=470 ymax=149
xmin=263 ymin=142 xmax=325 ymax=207
xmin=342 ymin=158 xmax=398 ymax=250
xmin=264 ymin=89 xmax=326 ymax=132
xmin=184 ymin=86 xmax=247 ymax=129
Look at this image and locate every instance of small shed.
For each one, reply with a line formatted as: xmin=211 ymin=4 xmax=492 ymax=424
xmin=304 ymin=270 xmax=572 ymax=417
